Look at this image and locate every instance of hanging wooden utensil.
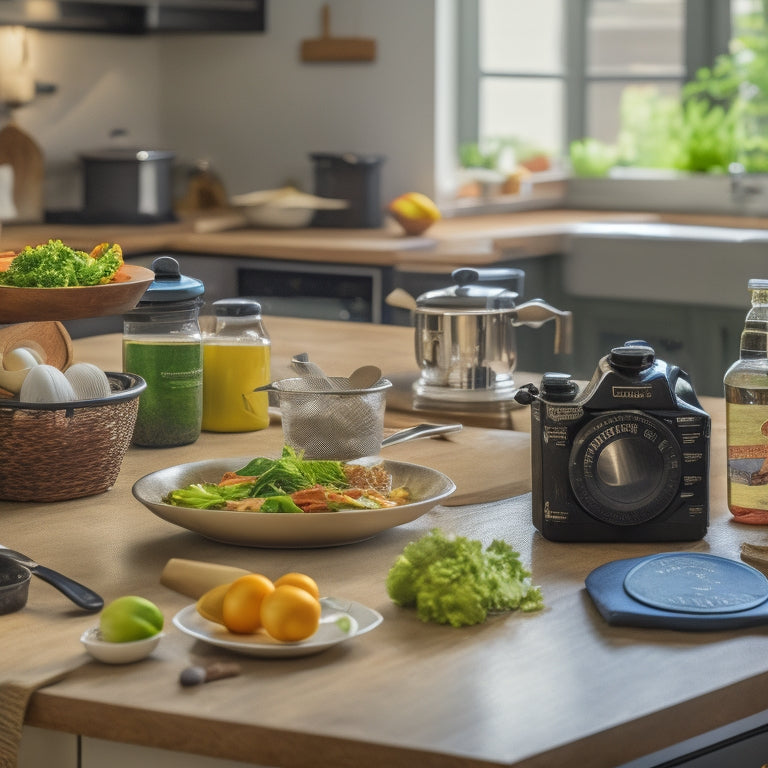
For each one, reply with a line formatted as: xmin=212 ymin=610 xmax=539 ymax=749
xmin=0 ymin=121 xmax=44 ymax=222
xmin=300 ymin=4 xmax=376 ymax=62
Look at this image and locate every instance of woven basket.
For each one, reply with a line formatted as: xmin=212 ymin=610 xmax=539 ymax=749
xmin=0 ymin=372 xmax=146 ymax=502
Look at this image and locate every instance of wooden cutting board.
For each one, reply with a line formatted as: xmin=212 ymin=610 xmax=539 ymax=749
xmin=0 ymin=121 xmax=44 ymax=223
xmin=379 ymin=424 xmax=532 ymax=505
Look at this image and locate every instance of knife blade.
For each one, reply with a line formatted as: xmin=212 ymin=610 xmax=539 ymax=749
xmin=0 ymin=545 xmax=103 ymax=612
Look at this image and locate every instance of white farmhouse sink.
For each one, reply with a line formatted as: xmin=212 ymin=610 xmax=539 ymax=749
xmin=563 ymin=222 xmax=768 ymax=308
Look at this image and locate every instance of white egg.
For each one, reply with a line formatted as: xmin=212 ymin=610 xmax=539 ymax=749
xmin=64 ymin=363 xmax=112 ymax=400
xmin=19 ymin=365 xmax=77 ymax=404
xmin=2 ymin=347 xmax=41 ymax=371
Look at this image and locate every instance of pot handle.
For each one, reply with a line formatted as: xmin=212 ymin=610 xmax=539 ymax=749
xmin=451 ymin=267 xmax=525 ymax=296
xmin=512 ymin=300 xmax=573 ymax=355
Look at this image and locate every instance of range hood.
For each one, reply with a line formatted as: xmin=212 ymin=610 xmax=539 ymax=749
xmin=0 ymin=0 xmax=266 ymax=34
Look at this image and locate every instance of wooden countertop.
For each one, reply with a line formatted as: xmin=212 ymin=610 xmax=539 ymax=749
xmin=3 ymin=207 xmax=765 ymax=272
xmin=4 ymin=316 xmax=768 ymax=768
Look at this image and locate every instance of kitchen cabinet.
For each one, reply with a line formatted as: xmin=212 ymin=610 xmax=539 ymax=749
xmin=562 ymin=294 xmax=745 ymax=398
xmin=0 ymin=0 xmax=266 ymax=34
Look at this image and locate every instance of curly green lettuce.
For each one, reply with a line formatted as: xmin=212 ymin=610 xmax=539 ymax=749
xmin=0 ymin=239 xmax=123 ymax=287
xmin=386 ymin=529 xmax=543 ymax=627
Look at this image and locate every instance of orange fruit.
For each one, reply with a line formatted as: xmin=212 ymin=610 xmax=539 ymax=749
xmin=273 ymin=572 xmax=320 ymax=600
xmin=221 ymin=574 xmax=275 ymax=634
xmin=195 ymin=582 xmax=232 ymax=625
xmin=260 ymin=585 xmax=321 ymax=642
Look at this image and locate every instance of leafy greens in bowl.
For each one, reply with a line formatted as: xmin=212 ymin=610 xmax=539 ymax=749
xmin=132 ymin=455 xmax=456 ymax=548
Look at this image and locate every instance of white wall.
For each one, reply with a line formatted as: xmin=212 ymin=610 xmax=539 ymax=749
xmin=15 ymin=0 xmax=447 ymax=212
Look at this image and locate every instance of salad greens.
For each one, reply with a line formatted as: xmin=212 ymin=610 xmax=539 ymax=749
xmin=0 ymin=239 xmax=123 ymax=287
xmin=386 ymin=529 xmax=543 ymax=627
xmin=162 ymin=447 xmax=349 ymax=510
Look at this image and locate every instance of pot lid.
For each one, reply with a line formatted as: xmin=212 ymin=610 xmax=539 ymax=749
xmin=416 ymin=267 xmax=521 ymax=310
xmin=80 ymin=148 xmax=175 ymax=162
xmin=137 ymin=256 xmax=205 ymax=304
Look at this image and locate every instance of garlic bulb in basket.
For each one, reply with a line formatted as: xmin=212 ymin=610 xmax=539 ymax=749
xmin=0 ymin=346 xmax=42 ymax=394
xmin=3 ymin=347 xmax=42 ymax=371
xmin=19 ymin=365 xmax=77 ymax=404
xmin=65 ymin=363 xmax=111 ymax=400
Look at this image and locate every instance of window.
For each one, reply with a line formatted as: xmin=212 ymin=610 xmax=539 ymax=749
xmin=459 ymin=0 xmax=733 ymax=165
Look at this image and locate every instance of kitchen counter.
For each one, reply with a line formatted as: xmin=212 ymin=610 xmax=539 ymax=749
xmin=5 ymin=316 xmax=768 ymax=768
xmin=2 ymin=207 xmax=766 ymax=273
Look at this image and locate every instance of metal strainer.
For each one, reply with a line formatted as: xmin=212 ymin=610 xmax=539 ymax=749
xmin=260 ymin=376 xmax=462 ymax=459
xmin=266 ymin=376 xmax=393 ymax=460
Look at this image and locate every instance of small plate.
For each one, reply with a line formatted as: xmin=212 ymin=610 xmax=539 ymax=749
xmin=81 ymin=627 xmax=163 ymax=664
xmin=172 ymin=597 xmax=382 ymax=658
xmin=0 ymin=264 xmax=155 ymax=322
xmin=132 ymin=456 xmax=455 ymax=548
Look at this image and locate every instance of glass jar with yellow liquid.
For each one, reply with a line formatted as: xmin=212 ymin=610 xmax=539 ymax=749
xmin=202 ymin=298 xmax=271 ymax=432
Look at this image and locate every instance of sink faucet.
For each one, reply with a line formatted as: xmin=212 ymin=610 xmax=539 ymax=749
xmin=729 ymin=162 xmax=763 ymax=205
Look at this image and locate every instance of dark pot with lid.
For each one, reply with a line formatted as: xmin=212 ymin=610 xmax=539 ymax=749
xmin=413 ymin=267 xmax=573 ymax=397
xmin=81 ymin=148 xmax=176 ymax=224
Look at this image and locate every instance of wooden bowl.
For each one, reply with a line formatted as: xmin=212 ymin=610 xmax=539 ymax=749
xmin=0 ymin=264 xmax=155 ymax=323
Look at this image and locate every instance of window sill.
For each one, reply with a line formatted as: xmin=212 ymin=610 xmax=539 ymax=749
xmin=441 ymin=171 xmax=568 ymax=219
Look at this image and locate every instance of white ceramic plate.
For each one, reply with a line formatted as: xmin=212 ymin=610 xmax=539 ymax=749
xmin=172 ymin=597 xmax=382 ymax=658
xmin=132 ymin=456 xmax=455 ymax=548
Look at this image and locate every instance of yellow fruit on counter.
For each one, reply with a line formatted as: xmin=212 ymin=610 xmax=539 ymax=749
xmin=222 ymin=574 xmax=275 ymax=634
xmin=260 ymin=584 xmax=322 ymax=642
xmin=195 ymin=582 xmax=232 ymax=625
xmin=274 ymin=572 xmax=321 ymax=600
xmin=387 ymin=192 xmax=441 ymax=236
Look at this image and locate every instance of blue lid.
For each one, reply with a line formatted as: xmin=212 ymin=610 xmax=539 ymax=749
xmin=139 ymin=256 xmax=205 ymax=304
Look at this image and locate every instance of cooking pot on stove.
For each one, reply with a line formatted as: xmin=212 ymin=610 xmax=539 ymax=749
xmin=412 ymin=267 xmax=572 ymax=398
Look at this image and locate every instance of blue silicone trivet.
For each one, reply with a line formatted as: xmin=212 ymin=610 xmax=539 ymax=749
xmin=585 ymin=553 xmax=768 ymax=630
xmin=623 ymin=552 xmax=768 ymax=615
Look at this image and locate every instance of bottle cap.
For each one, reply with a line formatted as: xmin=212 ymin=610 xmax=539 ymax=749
xmin=748 ymin=279 xmax=768 ymax=291
xmin=212 ymin=298 xmax=262 ymax=317
xmin=138 ymin=256 xmax=205 ymax=304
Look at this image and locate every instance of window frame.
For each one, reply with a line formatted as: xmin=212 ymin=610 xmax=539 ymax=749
xmin=458 ymin=0 xmax=733 ymax=155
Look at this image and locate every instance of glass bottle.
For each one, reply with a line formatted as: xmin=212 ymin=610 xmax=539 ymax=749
xmin=724 ymin=278 xmax=768 ymax=523
xmin=123 ymin=256 xmax=205 ymax=447
xmin=202 ymin=298 xmax=271 ymax=432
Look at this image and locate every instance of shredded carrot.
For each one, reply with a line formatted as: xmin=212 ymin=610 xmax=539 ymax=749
xmin=110 ymin=264 xmax=132 ymax=283
xmin=0 ymin=252 xmax=16 ymax=272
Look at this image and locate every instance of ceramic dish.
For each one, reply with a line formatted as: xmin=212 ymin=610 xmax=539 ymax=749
xmin=172 ymin=597 xmax=382 ymax=658
xmin=0 ymin=264 xmax=155 ymax=323
xmin=132 ymin=456 xmax=455 ymax=547
xmin=80 ymin=627 xmax=164 ymax=664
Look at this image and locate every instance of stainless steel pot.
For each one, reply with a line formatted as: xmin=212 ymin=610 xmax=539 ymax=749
xmin=413 ymin=267 xmax=572 ymax=395
xmin=81 ymin=148 xmax=175 ymax=223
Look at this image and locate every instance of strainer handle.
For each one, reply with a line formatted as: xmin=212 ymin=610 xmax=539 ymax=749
xmin=381 ymin=423 xmax=462 ymax=448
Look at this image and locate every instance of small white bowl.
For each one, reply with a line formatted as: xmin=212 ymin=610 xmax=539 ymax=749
xmin=80 ymin=627 xmax=163 ymax=664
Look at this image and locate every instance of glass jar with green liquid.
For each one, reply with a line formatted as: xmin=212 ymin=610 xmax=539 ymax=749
xmin=123 ymin=256 xmax=205 ymax=447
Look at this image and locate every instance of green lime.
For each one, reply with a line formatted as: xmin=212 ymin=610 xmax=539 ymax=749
xmin=99 ymin=596 xmax=164 ymax=643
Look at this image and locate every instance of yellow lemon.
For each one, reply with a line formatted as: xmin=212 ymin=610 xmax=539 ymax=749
xmin=222 ymin=574 xmax=275 ymax=634
xmin=260 ymin=585 xmax=321 ymax=642
xmin=195 ymin=582 xmax=232 ymax=625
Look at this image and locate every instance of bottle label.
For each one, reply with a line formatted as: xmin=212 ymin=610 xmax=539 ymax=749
xmin=727 ymin=402 xmax=768 ymax=517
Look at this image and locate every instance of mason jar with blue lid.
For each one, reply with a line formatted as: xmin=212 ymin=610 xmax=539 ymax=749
xmin=122 ymin=256 xmax=205 ymax=447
